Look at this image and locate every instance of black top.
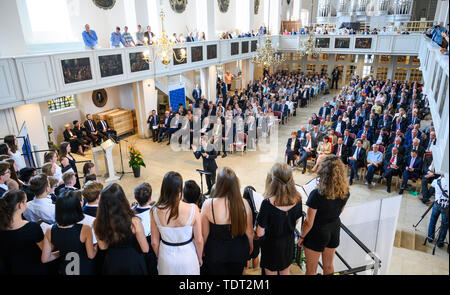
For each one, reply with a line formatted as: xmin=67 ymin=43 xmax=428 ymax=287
xmin=306 ymin=189 xmax=349 ymax=225
xmin=0 ymin=222 xmax=47 ymax=275
xmin=82 ymin=205 xmax=98 ymax=217
xmin=62 ymin=155 xmax=80 ymax=189
xmin=256 ymin=198 xmax=303 ymax=271
xmin=51 ymin=224 xmax=94 ymax=275
xmin=204 ymin=199 xmax=249 ymax=266
xmin=194 ymin=144 xmax=218 ymax=172
xmin=20 ymin=184 xmax=34 ymax=202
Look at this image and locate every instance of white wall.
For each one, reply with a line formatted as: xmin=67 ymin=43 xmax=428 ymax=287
xmin=215 ymin=0 xmax=238 ymax=35
xmin=254 ymin=0 xmax=266 ymax=30
xmin=0 ymin=0 xmax=27 ymax=56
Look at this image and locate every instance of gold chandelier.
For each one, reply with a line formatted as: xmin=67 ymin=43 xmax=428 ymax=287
xmin=143 ymin=9 xmax=186 ymax=67
xmin=252 ymin=37 xmax=286 ymax=68
xmin=297 ymin=34 xmax=320 ymax=57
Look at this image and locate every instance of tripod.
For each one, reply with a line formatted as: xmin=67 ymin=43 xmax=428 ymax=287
xmin=196 ymin=169 xmax=212 ymax=197
xmin=113 ymin=136 xmax=133 ymax=180
xmin=415 ymin=202 xmax=449 ymax=255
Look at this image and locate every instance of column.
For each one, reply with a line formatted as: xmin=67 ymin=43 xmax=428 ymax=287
xmin=200 ymin=67 xmax=209 ymax=100
xmin=268 ymin=0 xmax=282 ymax=34
xmin=134 ymin=0 xmax=149 ymax=28
xmin=208 ymin=66 xmax=217 ymax=101
xmin=196 ymin=0 xmax=215 ymax=40
xmin=133 ymin=79 xmax=158 ymax=138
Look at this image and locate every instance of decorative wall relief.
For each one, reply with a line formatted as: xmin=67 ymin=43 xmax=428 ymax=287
xmin=92 ymin=0 xmax=116 ymax=10
xmin=255 ymin=0 xmax=260 ymax=14
xmin=218 ymin=0 xmax=230 ymax=13
xmin=169 ymin=0 xmax=188 ymax=13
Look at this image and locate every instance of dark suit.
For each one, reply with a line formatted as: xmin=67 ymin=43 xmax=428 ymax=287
xmin=222 ymin=123 xmax=235 ymax=156
xmin=385 ymin=143 xmax=405 ymax=159
xmin=147 ymin=114 xmax=160 ymax=142
xmin=348 ymin=146 xmax=366 ymax=182
xmin=401 ymin=156 xmax=423 ymax=189
xmin=83 ymin=120 xmax=103 ymax=146
xmin=194 ymin=144 xmax=218 ymax=193
xmin=192 ymin=88 xmax=202 ymax=108
xmin=332 ymin=120 xmax=346 ymax=134
xmin=73 ymin=126 xmax=91 ymax=145
xmin=333 ymin=143 xmax=349 ymax=164
xmin=158 ymin=115 xmax=172 ymax=142
xmin=97 ymin=120 xmax=117 ymax=141
xmin=406 ymin=145 xmax=425 ymax=159
xmin=377 ymin=119 xmax=392 ymax=132
xmin=342 ymin=135 xmax=354 ymax=148
xmin=382 ymin=153 xmax=404 ymax=191
xmin=58 ymin=186 xmax=77 ymax=199
xmin=63 ymin=129 xmax=84 ymax=152
xmin=286 ymin=138 xmax=301 ymax=164
xmin=299 ymin=137 xmax=318 ymax=171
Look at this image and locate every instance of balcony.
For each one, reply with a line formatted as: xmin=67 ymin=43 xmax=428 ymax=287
xmin=0 ymin=34 xmax=423 ymax=111
xmin=417 ymin=36 xmax=449 ymax=177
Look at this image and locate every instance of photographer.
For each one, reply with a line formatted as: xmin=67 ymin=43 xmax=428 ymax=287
xmin=427 ymin=175 xmax=448 ymax=249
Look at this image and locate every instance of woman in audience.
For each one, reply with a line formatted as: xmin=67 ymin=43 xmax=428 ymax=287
xmin=312 ymin=136 xmax=333 ymax=172
xmin=299 ymin=155 xmax=349 ymax=275
xmin=41 ymin=162 xmax=56 ymax=178
xmin=4 ymin=158 xmax=20 ymax=185
xmin=0 ymin=190 xmax=47 ymax=275
xmin=82 ymin=162 xmax=96 ymax=184
xmin=41 ymin=190 xmax=97 ymax=275
xmin=328 ymin=128 xmax=338 ymax=145
xmin=59 ymin=142 xmax=80 ymax=189
xmin=44 ymin=151 xmax=63 ymax=183
xmin=151 ymin=172 xmax=203 ymax=275
xmin=3 ymin=135 xmax=26 ymax=171
xmin=183 ymin=180 xmax=205 ymax=209
xmin=256 ymin=163 xmax=302 ymax=275
xmin=94 ymin=183 xmax=149 ymax=275
xmin=286 ymin=132 xmax=300 ymax=169
xmin=47 ymin=176 xmax=59 ymax=204
xmin=201 ymin=167 xmax=253 ymax=275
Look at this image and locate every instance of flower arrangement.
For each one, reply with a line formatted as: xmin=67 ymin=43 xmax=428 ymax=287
xmin=128 ymin=145 xmax=146 ymax=168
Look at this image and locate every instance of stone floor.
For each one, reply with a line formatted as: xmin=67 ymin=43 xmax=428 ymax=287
xmin=72 ymin=92 xmax=449 ymax=275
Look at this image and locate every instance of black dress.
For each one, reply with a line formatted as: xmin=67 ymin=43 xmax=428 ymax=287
xmin=0 ymin=222 xmax=47 ymax=275
xmin=62 ymin=154 xmax=80 ymax=189
xmin=51 ymin=224 xmax=94 ymax=275
xmin=102 ymin=229 xmax=148 ymax=275
xmin=203 ymin=199 xmax=250 ymax=275
xmin=303 ymin=189 xmax=349 ymax=252
xmin=256 ymin=198 xmax=303 ymax=272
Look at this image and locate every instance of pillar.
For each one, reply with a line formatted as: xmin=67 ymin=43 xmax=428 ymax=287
xmin=208 ymin=66 xmax=217 ymax=101
xmin=200 ymin=67 xmax=209 ymax=100
xmin=133 ymin=79 xmax=157 ymax=138
xmin=196 ymin=0 xmax=215 ymax=40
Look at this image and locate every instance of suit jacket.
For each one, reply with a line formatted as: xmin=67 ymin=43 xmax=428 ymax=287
xmin=286 ymin=138 xmax=301 ymax=154
xmin=349 ymin=146 xmax=366 ymax=165
xmin=383 ymin=153 xmax=404 ymax=170
xmin=318 ymin=107 xmax=330 ymax=118
xmin=342 ymin=135 xmax=354 ymax=148
xmin=97 ymin=120 xmax=110 ymax=133
xmin=192 ymin=89 xmax=202 ymax=107
xmin=222 ymin=124 xmax=236 ymax=142
xmin=73 ymin=126 xmax=87 ymax=139
xmin=372 ymin=132 xmax=390 ymax=146
xmin=377 ymin=119 xmax=392 ymax=131
xmin=296 ymin=130 xmax=308 ymax=141
xmin=300 ymin=137 xmax=318 ymax=154
xmin=332 ymin=121 xmax=346 ymax=133
xmin=147 ymin=115 xmax=160 ymax=128
xmin=386 ymin=143 xmax=405 ymax=159
xmin=333 ymin=143 xmax=349 ymax=162
xmin=63 ymin=129 xmax=76 ymax=142
xmin=58 ymin=186 xmax=77 ymax=199
xmin=83 ymin=120 xmax=97 ymax=135
xmin=194 ymin=144 xmax=218 ymax=172
xmin=406 ymin=145 xmax=425 ymax=159
xmin=404 ymin=156 xmax=423 ymax=176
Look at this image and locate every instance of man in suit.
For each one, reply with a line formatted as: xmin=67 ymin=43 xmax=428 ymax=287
xmin=348 ymin=119 xmax=359 ymax=135
xmin=299 ymin=132 xmax=317 ymax=174
xmin=379 ymin=146 xmax=404 ymax=193
xmin=83 ymin=114 xmax=103 ymax=146
xmin=72 ymin=120 xmax=92 ymax=146
xmin=373 ymin=127 xmax=390 ymax=146
xmin=332 ymin=115 xmax=346 ymax=134
xmin=221 ymin=118 xmax=235 ymax=158
xmin=386 ymin=137 xmax=405 ymax=159
xmin=193 ymin=137 xmax=218 ymax=195
xmin=377 ymin=114 xmax=392 ymax=132
xmin=348 ymin=139 xmax=366 ymax=185
xmin=147 ymin=110 xmax=160 ymax=142
xmin=333 ymin=137 xmax=349 ymax=164
xmin=97 ymin=115 xmax=118 ymax=142
xmin=296 ymin=125 xmax=308 ymax=141
xmin=357 ymin=125 xmax=373 ymax=143
xmin=342 ymin=129 xmax=354 ymax=148
xmin=406 ymin=138 xmax=425 ymax=159
xmin=192 ymin=84 xmax=202 ymax=108
xmin=392 ymin=116 xmax=406 ymax=134
xmin=167 ymin=113 xmax=182 ymax=145
xmin=331 ymin=67 xmax=340 ymax=89
xmin=318 ymin=102 xmax=330 ymax=118
xmin=310 ymin=125 xmax=323 ymax=143
xmin=158 ymin=111 xmax=172 ymax=142
xmin=399 ymin=150 xmax=423 ymax=194
xmin=404 ymin=128 xmax=421 ymax=148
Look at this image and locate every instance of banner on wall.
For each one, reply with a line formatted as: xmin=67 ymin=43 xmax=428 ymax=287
xmin=168 ymin=82 xmax=186 ymax=113
xmin=17 ymin=122 xmax=35 ymax=168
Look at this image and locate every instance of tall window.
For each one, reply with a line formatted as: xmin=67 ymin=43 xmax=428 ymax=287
xmin=23 ymin=0 xmax=74 ymax=43
xmin=409 ymin=68 xmax=422 ymax=83
xmin=47 ymin=96 xmax=75 ymax=113
xmin=377 ymin=67 xmax=388 ymax=80
xmin=363 ymin=65 xmax=372 ymax=77
xmin=394 ymin=67 xmax=407 ymax=82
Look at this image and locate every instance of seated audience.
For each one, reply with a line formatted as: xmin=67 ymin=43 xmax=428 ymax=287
xmin=378 ymin=146 xmax=403 ymax=193
xmin=286 ymin=132 xmax=300 ymax=168
xmin=23 ymin=174 xmax=55 ymax=224
xmin=312 ymin=136 xmax=332 ymax=172
xmin=58 ymin=171 xmax=77 ymax=198
xmin=18 ymin=167 xmax=37 ymax=201
xmin=348 ymin=140 xmax=366 ymax=185
xmin=3 ymin=135 xmax=26 ymax=171
xmin=364 ymin=144 xmax=383 ymax=188
xmin=399 ymin=150 xmax=423 ymax=194
xmin=0 ymin=161 xmax=11 ymax=196
xmin=82 ymin=181 xmax=103 ymax=218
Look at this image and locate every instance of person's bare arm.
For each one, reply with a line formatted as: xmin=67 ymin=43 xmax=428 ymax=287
xmin=299 ymin=207 xmax=317 ymax=246
xmin=192 ymin=207 xmax=204 ymax=266
xmin=132 ymin=217 xmax=149 ymax=253
xmin=41 ymin=228 xmax=60 ymax=263
xmin=150 ymin=210 xmax=160 ymax=257
xmin=81 ymin=225 xmax=97 ymax=259
xmin=244 ymin=201 xmax=254 ymax=255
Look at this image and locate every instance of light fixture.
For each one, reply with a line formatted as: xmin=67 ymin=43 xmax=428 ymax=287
xmin=143 ymin=8 xmax=186 ymax=67
xmin=252 ymin=37 xmax=286 ymax=68
xmin=297 ymin=34 xmax=320 ymax=58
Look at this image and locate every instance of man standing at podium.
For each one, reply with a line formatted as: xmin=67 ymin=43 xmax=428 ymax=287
xmin=192 ymin=137 xmax=217 ymax=196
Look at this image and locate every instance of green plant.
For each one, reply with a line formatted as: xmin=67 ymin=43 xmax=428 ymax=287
xmin=128 ymin=145 xmax=146 ymax=168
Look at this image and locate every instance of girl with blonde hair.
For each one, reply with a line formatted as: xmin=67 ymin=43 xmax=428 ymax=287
xmin=299 ymin=155 xmax=350 ymax=275
xmin=256 ymin=163 xmax=303 ymax=275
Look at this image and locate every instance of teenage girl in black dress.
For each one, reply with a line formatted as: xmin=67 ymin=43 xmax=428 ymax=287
xmin=41 ymin=190 xmax=97 ymax=275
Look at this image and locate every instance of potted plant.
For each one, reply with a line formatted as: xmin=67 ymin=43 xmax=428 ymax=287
xmin=128 ymin=145 xmax=145 ymax=177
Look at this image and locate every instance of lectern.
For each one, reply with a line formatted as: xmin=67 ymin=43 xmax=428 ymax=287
xmin=91 ymin=139 xmax=120 ymax=182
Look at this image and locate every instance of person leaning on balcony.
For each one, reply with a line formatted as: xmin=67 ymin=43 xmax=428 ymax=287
xmin=440 ymin=31 xmax=449 ymax=56
xmin=135 ymin=24 xmax=145 ymax=46
xmin=110 ymin=27 xmax=127 ymax=48
xmin=82 ymin=24 xmax=98 ymax=50
xmin=122 ymin=26 xmax=136 ymax=47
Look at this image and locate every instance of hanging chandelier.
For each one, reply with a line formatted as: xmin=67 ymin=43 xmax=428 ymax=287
xmin=297 ymin=34 xmax=320 ymax=58
xmin=143 ymin=8 xmax=186 ymax=67
xmin=252 ymin=37 xmax=286 ymax=68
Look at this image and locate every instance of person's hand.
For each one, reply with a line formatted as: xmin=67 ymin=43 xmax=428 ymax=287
xmin=298 ymin=237 xmax=305 ymax=247
xmin=198 ymin=256 xmax=203 ymax=267
xmin=202 ymin=153 xmax=208 ymax=158
xmin=191 ymin=145 xmax=197 ymax=152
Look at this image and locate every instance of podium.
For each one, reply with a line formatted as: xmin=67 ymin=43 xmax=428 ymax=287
xmin=91 ymin=139 xmax=120 ymax=182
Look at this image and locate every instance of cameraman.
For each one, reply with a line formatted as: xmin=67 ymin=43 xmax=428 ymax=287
xmin=427 ymin=175 xmax=448 ymax=248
